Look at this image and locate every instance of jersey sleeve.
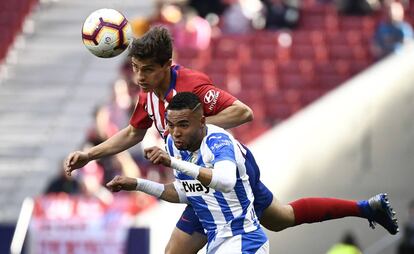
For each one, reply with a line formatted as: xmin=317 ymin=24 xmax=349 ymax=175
xmin=205 ymin=132 xmax=236 ymax=165
xmin=192 ymin=84 xmax=237 ymax=117
xmin=173 ymin=180 xmax=188 ymax=204
xmin=129 ymin=93 xmax=153 ymax=129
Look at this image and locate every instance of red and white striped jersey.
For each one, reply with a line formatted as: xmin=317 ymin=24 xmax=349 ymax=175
xmin=130 ymin=65 xmax=236 ymax=138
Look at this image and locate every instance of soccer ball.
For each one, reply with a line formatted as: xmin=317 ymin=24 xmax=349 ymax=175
xmin=81 ymin=8 xmax=133 ymax=58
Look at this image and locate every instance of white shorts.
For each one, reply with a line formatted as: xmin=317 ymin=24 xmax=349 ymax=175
xmin=207 ymin=228 xmax=269 ymax=254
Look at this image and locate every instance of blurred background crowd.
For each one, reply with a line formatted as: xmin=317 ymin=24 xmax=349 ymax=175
xmin=0 ymin=0 xmax=413 ymax=253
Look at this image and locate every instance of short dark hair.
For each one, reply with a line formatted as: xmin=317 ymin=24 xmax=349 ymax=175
xmin=167 ymin=92 xmax=201 ymax=111
xmin=128 ymin=26 xmax=173 ymax=66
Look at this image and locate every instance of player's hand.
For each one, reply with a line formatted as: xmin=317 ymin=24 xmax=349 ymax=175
xmin=64 ymin=151 xmax=90 ymax=176
xmin=106 ymin=175 xmax=137 ymax=192
xmin=144 ymin=146 xmax=171 ymax=167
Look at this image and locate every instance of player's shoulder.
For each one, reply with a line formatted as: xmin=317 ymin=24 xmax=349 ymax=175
xmin=205 ymin=125 xmax=234 ymax=145
xmin=137 ymin=90 xmax=148 ymax=103
xmin=206 ymin=124 xmax=227 ymax=135
xmin=176 ymin=65 xmax=210 ymax=80
xmin=175 ymin=65 xmax=213 ymax=91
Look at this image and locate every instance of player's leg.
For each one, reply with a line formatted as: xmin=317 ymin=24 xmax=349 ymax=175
xmin=259 ymin=194 xmax=361 ymax=231
xmin=259 ymin=193 xmax=399 ymax=235
xmin=259 ymin=197 xmax=294 ymax=232
xmin=243 ymin=145 xmax=399 ymax=234
xmin=288 ymin=193 xmax=399 ymax=234
xmin=208 ymin=228 xmax=269 ymax=254
xmin=165 ymin=228 xmax=207 ymax=254
xmin=165 ymin=205 xmax=207 ymax=254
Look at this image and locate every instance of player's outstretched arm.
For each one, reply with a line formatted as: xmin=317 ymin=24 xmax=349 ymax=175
xmin=144 ymin=146 xmax=236 ymax=193
xmin=64 ymin=125 xmax=146 ymax=176
xmin=205 ymin=100 xmax=253 ymax=129
xmin=106 ymin=175 xmax=183 ymax=203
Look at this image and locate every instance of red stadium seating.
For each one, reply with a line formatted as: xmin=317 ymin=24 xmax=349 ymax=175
xmin=172 ymin=1 xmax=377 ymax=143
xmin=0 ymin=0 xmax=38 ymax=62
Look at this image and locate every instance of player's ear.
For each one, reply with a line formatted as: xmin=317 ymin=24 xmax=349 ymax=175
xmin=163 ymin=59 xmax=172 ymax=68
xmin=200 ymin=115 xmax=206 ymax=127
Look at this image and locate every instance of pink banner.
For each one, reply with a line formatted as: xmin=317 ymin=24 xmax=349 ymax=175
xmin=28 ymin=193 xmax=156 ymax=254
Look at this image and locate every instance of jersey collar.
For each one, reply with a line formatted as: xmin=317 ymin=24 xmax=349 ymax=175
xmin=164 ymin=65 xmax=180 ymax=100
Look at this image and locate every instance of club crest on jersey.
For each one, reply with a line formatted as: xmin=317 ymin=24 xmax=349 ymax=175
xmin=204 ymin=90 xmax=220 ymax=111
xmin=181 ymin=180 xmax=210 ymax=196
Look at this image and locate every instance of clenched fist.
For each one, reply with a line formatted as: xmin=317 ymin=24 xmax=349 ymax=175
xmin=106 ymin=175 xmax=137 ymax=192
xmin=144 ymin=146 xmax=171 ymax=167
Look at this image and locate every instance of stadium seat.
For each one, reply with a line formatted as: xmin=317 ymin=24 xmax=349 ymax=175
xmin=252 ymin=31 xmax=279 ymax=44
xmin=303 ymin=1 xmax=327 ymax=15
xmin=292 ymin=31 xmax=311 ymax=45
xmin=264 ymin=102 xmax=292 ymax=122
xmin=203 ymin=59 xmax=228 ymax=75
xmin=292 ymin=29 xmax=326 ymax=46
xmin=177 ymin=59 xmax=197 ymax=69
xmin=314 ymin=61 xmax=350 ymax=78
xmin=240 ymin=73 xmax=264 ymax=89
xmin=301 ymin=15 xmax=326 ymax=30
xmin=350 ymin=60 xmax=371 ymax=75
xmin=301 ymin=88 xmax=323 ymax=105
xmin=352 ymin=45 xmax=370 ymax=61
xmin=175 ymin=48 xmax=200 ymax=60
xmin=313 ymin=46 xmax=329 ymax=62
xmin=326 ymin=32 xmax=348 ymax=46
xmin=340 ymin=16 xmax=362 ymax=31
xmin=212 ymin=39 xmax=239 ymax=59
xmin=263 ymin=74 xmax=279 ymax=93
xmin=234 ymin=89 xmax=264 ymax=108
xmin=361 ymin=16 xmax=376 ymax=33
xmin=298 ymin=60 xmax=315 ymax=76
xmin=240 ymin=60 xmax=265 ymax=75
xmin=324 ymin=14 xmax=340 ymax=32
xmin=279 ymin=74 xmax=313 ymax=90
xmin=263 ymin=59 xmax=278 ymax=74
xmin=208 ymin=73 xmax=227 ymax=89
xmin=329 ymin=45 xmax=354 ymax=60
xmin=251 ymin=43 xmax=277 ymax=60
xmin=318 ymin=74 xmax=347 ymax=90
xmin=346 ymin=30 xmax=363 ymax=46
xmin=334 ymin=60 xmax=351 ymax=77
xmin=291 ymin=45 xmax=315 ymax=59
xmin=279 ymin=61 xmax=301 ymax=75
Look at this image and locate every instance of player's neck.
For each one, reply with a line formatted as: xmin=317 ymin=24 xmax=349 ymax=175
xmin=188 ymin=126 xmax=207 ymax=152
xmin=153 ymin=67 xmax=172 ymax=99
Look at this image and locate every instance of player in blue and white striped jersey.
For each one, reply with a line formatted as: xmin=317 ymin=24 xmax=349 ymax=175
xmin=165 ymin=122 xmax=268 ymax=253
xmin=109 ymin=91 xmax=269 ymax=253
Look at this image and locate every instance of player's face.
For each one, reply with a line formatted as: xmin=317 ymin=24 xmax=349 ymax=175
xmin=166 ymin=109 xmax=205 ymax=151
xmin=131 ymin=57 xmax=171 ymax=92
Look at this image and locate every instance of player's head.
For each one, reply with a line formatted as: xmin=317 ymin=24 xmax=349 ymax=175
xmin=128 ymin=26 xmax=173 ymax=92
xmin=166 ymin=92 xmax=205 ymax=151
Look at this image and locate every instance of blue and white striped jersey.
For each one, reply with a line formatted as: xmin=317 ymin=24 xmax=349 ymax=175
xmin=166 ymin=124 xmax=263 ymax=243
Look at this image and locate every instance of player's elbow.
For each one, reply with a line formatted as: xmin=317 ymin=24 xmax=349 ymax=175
xmin=234 ymin=100 xmax=254 ymax=124
xmin=209 ymin=160 xmax=237 ymax=193
xmin=128 ymin=125 xmax=146 ymax=143
xmin=242 ymin=106 xmax=254 ymax=123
